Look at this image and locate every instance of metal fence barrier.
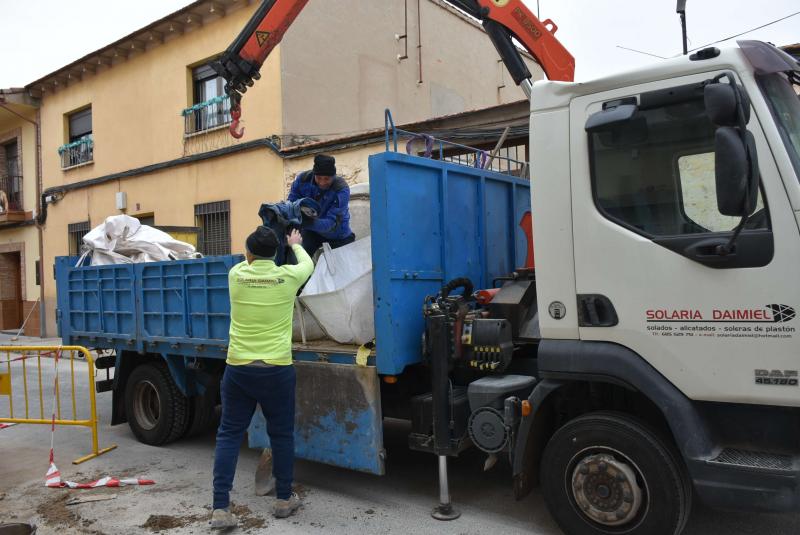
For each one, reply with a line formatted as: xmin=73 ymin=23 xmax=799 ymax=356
xmin=0 ymin=346 xmax=117 ymax=464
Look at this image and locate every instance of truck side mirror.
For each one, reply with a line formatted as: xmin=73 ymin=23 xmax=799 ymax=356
xmin=714 ymin=128 xmax=759 ymax=216
xmin=704 ymin=76 xmax=759 ymax=218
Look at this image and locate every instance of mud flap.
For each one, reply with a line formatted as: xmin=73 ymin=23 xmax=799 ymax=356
xmin=248 ymin=361 xmax=385 ymax=475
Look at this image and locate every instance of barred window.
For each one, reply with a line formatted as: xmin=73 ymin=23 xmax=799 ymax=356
xmin=185 ymin=63 xmax=231 ymax=135
xmin=2 ymin=140 xmax=22 ymax=211
xmin=60 ymin=107 xmax=93 ymax=168
xmin=68 ymin=221 xmax=90 ymax=256
xmin=195 ymin=201 xmax=231 ymax=256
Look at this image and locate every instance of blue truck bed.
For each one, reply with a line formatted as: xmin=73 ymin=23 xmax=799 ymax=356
xmin=56 ymin=152 xmax=530 ymax=372
xmin=55 ymin=151 xmax=530 ymax=474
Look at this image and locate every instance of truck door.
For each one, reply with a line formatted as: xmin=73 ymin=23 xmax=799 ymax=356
xmin=569 ymin=72 xmax=800 ymax=406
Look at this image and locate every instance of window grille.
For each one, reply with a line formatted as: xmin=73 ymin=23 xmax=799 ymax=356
xmin=1 ymin=141 xmax=22 ymax=211
xmin=68 ymin=221 xmax=90 ymax=256
xmin=195 ymin=201 xmax=231 ymax=256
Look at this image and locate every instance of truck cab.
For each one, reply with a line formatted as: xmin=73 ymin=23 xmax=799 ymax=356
xmin=508 ymin=40 xmax=800 ymax=533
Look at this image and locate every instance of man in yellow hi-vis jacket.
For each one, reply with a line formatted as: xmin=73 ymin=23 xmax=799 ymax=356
xmin=211 ymin=226 xmax=313 ymax=529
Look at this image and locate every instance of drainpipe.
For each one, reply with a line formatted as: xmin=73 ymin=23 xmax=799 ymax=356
xmin=417 ymin=0 xmax=423 ymax=84
xmin=0 ymin=98 xmax=46 ymax=338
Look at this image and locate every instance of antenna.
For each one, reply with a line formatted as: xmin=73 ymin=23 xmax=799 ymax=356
xmin=676 ymin=0 xmax=688 ymax=55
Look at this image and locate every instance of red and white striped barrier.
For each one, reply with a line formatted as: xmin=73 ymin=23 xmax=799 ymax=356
xmin=0 ymin=422 xmax=17 ymax=430
xmin=41 ymin=349 xmax=154 ymax=490
xmin=45 ymin=460 xmax=154 ymax=488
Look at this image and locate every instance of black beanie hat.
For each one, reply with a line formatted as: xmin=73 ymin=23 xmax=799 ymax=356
xmin=246 ymin=226 xmax=279 ymax=258
xmin=313 ymin=154 xmax=336 ymax=176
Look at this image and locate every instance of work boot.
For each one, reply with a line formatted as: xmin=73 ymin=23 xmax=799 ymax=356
xmin=210 ymin=508 xmax=237 ymax=530
xmin=273 ymin=492 xmax=302 ymax=518
xmin=255 ymin=448 xmax=276 ymax=496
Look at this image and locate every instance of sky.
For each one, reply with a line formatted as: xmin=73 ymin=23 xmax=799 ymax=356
xmin=0 ymin=0 xmax=797 ymax=88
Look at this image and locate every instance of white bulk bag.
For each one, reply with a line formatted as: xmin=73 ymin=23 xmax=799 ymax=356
xmin=299 ymin=238 xmax=374 ymax=345
xmin=292 ymin=301 xmax=326 ymax=342
xmin=80 ymin=215 xmax=198 ymax=266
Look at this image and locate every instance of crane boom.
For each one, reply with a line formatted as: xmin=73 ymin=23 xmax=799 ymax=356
xmin=214 ymin=0 xmax=575 ymax=137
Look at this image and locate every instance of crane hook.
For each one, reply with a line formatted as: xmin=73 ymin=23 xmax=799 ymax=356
xmin=229 ymin=104 xmax=244 ymax=139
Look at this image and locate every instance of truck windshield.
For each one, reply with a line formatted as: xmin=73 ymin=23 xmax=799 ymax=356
xmin=758 ymin=72 xmax=800 ymax=180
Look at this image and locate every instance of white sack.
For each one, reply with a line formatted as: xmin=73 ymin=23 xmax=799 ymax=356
xmin=81 ymin=215 xmax=198 ymax=266
xmin=292 ymin=301 xmax=326 ymax=342
xmin=299 ymin=238 xmax=374 ymax=345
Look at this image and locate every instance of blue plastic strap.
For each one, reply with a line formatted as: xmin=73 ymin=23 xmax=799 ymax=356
xmin=57 ymin=135 xmax=93 ymax=155
xmin=181 ymin=95 xmax=229 ymax=116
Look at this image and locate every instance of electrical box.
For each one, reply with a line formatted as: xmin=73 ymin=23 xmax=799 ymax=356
xmin=115 ymin=191 xmax=127 ymax=211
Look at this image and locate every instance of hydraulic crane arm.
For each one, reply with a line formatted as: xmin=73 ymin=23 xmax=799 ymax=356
xmin=214 ymin=0 xmax=575 ymax=138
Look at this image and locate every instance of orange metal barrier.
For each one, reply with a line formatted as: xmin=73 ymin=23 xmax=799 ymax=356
xmin=0 ymin=346 xmax=117 ymax=464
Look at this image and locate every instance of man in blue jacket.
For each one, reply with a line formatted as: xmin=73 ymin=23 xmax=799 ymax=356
xmin=287 ymin=154 xmax=354 ymax=257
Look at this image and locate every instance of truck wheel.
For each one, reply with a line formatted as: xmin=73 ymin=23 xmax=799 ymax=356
xmin=183 ymin=382 xmax=220 ymax=438
xmin=125 ymin=362 xmax=189 ymax=445
xmin=541 ymin=411 xmax=691 ymax=535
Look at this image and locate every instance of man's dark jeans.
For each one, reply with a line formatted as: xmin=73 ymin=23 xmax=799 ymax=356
xmin=300 ymin=229 xmax=355 ymax=258
xmin=213 ymin=363 xmax=296 ymax=509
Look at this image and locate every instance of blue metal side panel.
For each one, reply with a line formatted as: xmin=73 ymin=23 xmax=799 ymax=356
xmin=55 ymin=255 xmax=243 ymax=357
xmin=248 ymin=361 xmax=384 ymax=475
xmin=55 ymin=256 xmax=137 ymax=348
xmin=368 ymin=152 xmax=530 ymax=375
xmin=137 ymin=255 xmax=242 ymax=357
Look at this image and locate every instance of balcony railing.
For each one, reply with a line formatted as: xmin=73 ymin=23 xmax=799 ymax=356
xmin=58 ymin=135 xmax=94 ymax=169
xmin=182 ymin=95 xmax=232 ymax=136
xmin=0 ymin=175 xmax=23 ymax=212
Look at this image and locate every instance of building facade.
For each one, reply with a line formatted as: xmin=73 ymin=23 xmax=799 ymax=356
xmin=0 ymin=89 xmax=41 ymax=336
xmin=27 ymin=0 xmax=542 ymax=335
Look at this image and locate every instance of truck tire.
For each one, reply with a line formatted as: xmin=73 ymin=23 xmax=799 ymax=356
xmin=541 ymin=411 xmax=691 ymax=535
xmin=125 ymin=362 xmax=189 ymax=446
xmin=183 ymin=382 xmax=220 ymax=439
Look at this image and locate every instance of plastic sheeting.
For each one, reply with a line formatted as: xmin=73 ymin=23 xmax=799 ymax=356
xmin=299 ymin=238 xmax=374 ymax=345
xmin=79 ymin=215 xmax=199 ymax=266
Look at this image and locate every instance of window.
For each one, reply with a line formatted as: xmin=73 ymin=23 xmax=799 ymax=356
xmin=679 ymin=152 xmax=764 ymax=232
xmin=195 ymin=201 xmax=231 ymax=256
xmin=4 ymin=141 xmax=19 ymax=176
xmin=2 ymin=141 xmax=22 ymax=211
xmin=68 ymin=221 xmax=90 ymax=256
xmin=589 ymin=92 xmax=767 ymax=237
xmin=184 ymin=63 xmax=231 ymax=135
xmin=60 ymin=107 xmax=93 ymax=168
xmin=69 ymin=108 xmax=92 ymax=142
xmin=135 ymin=214 xmax=155 ymax=227
xmin=759 ymin=72 xmax=800 ymax=180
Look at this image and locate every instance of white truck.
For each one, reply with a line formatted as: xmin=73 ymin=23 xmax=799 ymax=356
xmin=216 ymin=4 xmax=800 ymax=531
xmin=508 ymin=40 xmax=800 ymax=533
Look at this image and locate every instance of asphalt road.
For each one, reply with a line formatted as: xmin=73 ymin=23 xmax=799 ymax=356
xmin=1 ymin=340 xmax=799 ymax=534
